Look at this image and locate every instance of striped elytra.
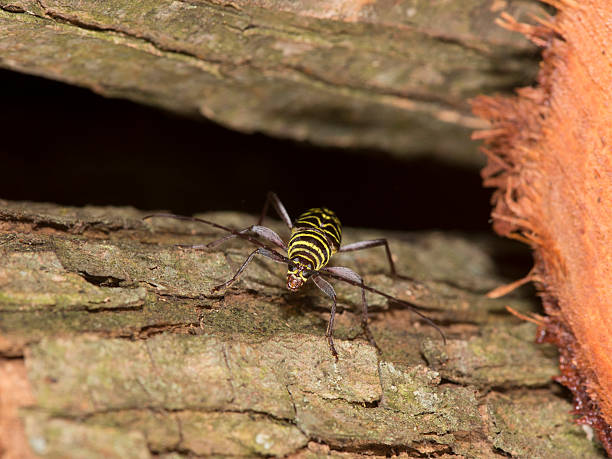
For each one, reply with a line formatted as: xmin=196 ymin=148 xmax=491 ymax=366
xmin=287 ymin=208 xmax=342 ymax=283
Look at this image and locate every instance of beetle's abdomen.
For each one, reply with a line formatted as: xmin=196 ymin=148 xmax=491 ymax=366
xmin=287 ymin=208 xmax=342 ymax=272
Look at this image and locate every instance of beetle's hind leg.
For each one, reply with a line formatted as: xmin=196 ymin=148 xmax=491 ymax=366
xmin=258 ymin=191 xmax=293 ymax=229
xmin=338 ymin=238 xmax=398 ymax=277
xmin=339 ymin=238 xmax=421 ymax=283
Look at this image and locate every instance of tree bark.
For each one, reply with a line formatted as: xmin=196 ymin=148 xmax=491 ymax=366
xmin=0 ymin=200 xmax=604 ymax=457
xmin=0 ymin=0 xmax=544 ymax=166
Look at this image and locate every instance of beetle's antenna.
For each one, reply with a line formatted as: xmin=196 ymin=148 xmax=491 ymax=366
xmin=143 ymin=213 xmax=268 ymax=249
xmin=319 ymin=270 xmax=447 ymax=344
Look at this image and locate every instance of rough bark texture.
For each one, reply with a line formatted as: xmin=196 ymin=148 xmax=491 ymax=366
xmin=0 ymin=0 xmax=544 ymax=166
xmin=0 ymin=200 xmax=605 ymax=457
xmin=472 ymin=0 xmax=612 ymax=454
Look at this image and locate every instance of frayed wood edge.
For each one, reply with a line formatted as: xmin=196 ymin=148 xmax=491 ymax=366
xmin=540 ymin=0 xmax=585 ymax=10
xmin=495 ymin=12 xmax=555 ymax=47
xmin=478 ymin=3 xmax=612 ymax=454
xmin=486 ymin=268 xmax=542 ymax=298
xmin=506 ymin=305 xmax=547 ymax=327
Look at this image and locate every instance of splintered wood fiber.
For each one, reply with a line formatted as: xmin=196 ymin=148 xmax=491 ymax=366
xmin=472 ymin=0 xmax=612 ymax=452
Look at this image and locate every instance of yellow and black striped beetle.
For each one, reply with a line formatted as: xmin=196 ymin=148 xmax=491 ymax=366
xmin=145 ymin=192 xmax=443 ymax=358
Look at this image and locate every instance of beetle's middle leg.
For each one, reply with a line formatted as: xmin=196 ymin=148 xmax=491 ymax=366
xmin=212 ymin=247 xmax=288 ymax=292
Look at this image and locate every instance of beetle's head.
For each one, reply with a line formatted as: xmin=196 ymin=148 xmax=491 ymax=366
xmin=287 ymin=258 xmax=315 ymax=291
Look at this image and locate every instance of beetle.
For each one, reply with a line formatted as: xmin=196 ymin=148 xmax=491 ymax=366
xmin=145 ymin=192 xmax=444 ymax=358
